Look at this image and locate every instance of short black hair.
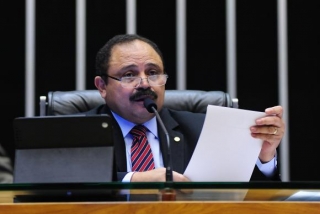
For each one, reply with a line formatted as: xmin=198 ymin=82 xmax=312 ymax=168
xmin=95 ymin=34 xmax=165 ymax=83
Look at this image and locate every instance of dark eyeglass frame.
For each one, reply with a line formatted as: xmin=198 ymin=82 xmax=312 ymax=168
xmin=101 ymin=74 xmax=168 ymax=88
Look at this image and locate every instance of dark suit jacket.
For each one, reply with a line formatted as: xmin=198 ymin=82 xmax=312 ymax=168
xmin=0 ymin=144 xmax=13 ymax=183
xmin=85 ymin=104 xmax=281 ymax=181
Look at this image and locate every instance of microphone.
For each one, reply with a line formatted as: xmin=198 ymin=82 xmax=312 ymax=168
xmin=144 ymin=98 xmax=173 ymax=182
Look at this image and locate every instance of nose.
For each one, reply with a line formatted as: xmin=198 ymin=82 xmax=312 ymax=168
xmin=138 ymin=77 xmax=150 ymax=88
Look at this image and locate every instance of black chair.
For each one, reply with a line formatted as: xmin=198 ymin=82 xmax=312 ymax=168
xmin=39 ymin=90 xmax=238 ymax=116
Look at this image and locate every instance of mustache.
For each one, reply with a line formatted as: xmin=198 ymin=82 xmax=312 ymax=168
xmin=129 ymin=88 xmax=158 ymax=101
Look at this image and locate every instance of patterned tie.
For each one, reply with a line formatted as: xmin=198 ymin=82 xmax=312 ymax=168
xmin=130 ymin=125 xmax=155 ymax=172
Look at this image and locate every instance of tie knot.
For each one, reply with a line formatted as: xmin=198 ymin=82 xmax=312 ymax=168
xmin=130 ymin=125 xmax=148 ymax=138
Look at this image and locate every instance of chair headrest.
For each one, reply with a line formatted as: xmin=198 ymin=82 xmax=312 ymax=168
xmin=46 ymin=90 xmax=234 ymax=115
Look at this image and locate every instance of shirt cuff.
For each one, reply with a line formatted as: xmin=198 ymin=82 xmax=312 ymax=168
xmin=122 ymin=172 xmax=135 ymax=182
xmin=256 ymin=157 xmax=277 ymax=177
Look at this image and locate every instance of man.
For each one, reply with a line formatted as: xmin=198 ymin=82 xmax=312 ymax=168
xmin=0 ymin=145 xmax=13 ymax=183
xmin=86 ymin=34 xmax=285 ymax=182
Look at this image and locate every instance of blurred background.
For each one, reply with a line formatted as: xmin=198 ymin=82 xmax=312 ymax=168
xmin=1 ymin=0 xmax=319 ymax=181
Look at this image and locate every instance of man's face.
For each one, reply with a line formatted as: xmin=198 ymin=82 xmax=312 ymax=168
xmin=95 ymin=40 xmax=165 ymax=124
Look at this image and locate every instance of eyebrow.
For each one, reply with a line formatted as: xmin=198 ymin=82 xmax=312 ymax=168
xmin=119 ymin=63 xmax=163 ymax=72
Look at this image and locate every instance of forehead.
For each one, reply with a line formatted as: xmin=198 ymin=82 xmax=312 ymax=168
xmin=109 ymin=40 xmax=163 ymax=69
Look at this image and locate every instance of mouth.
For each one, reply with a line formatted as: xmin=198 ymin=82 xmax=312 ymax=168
xmin=133 ymin=95 xmax=154 ymax=102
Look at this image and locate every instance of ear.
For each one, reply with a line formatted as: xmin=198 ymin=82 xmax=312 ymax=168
xmin=94 ymin=76 xmax=107 ymax=97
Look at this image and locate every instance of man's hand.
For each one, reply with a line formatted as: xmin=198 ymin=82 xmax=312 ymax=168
xmin=250 ymin=105 xmax=285 ymax=163
xmin=131 ymin=168 xmax=190 ymax=182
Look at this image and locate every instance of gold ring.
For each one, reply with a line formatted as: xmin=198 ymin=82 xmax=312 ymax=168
xmin=272 ymin=127 xmax=278 ymax=135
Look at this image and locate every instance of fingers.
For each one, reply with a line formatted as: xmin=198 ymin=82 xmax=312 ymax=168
xmin=251 ymin=125 xmax=282 ymax=136
xmin=265 ymin=105 xmax=283 ymax=118
xmin=251 ymin=109 xmax=285 ymax=141
xmin=251 ymin=129 xmax=283 ymax=142
xmin=255 ymin=107 xmax=285 ymax=129
xmin=256 ymin=116 xmax=281 ymax=127
xmin=173 ymin=171 xmax=190 ymax=182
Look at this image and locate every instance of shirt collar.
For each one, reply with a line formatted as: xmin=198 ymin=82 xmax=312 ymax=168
xmin=111 ymin=111 xmax=158 ymax=138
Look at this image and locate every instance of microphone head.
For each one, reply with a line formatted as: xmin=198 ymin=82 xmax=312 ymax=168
xmin=144 ymin=98 xmax=157 ymax=113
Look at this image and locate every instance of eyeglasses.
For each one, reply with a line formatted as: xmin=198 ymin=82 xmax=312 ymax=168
xmin=103 ymin=74 xmax=168 ymax=88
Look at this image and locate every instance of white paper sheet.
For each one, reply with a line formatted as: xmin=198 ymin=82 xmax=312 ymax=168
xmin=183 ymin=105 xmax=266 ymax=182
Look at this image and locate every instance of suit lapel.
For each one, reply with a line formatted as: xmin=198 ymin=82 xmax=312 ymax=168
xmin=159 ymin=108 xmax=186 ymax=174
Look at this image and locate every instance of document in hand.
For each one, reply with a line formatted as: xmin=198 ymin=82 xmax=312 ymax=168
xmin=183 ymin=105 xmax=266 ymax=182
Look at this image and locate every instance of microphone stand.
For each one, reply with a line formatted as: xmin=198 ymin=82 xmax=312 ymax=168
xmin=149 ymin=106 xmax=173 ymax=182
xmin=144 ymin=98 xmax=176 ymax=201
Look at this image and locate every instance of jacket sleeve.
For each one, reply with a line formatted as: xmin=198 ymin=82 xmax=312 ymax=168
xmin=250 ymin=165 xmax=281 ymax=181
xmin=0 ymin=145 xmax=13 ymax=183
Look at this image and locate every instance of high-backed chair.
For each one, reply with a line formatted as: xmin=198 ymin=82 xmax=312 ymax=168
xmin=39 ymin=90 xmax=238 ymax=116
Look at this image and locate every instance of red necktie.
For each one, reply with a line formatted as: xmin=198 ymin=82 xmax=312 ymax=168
xmin=130 ymin=125 xmax=155 ymax=172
